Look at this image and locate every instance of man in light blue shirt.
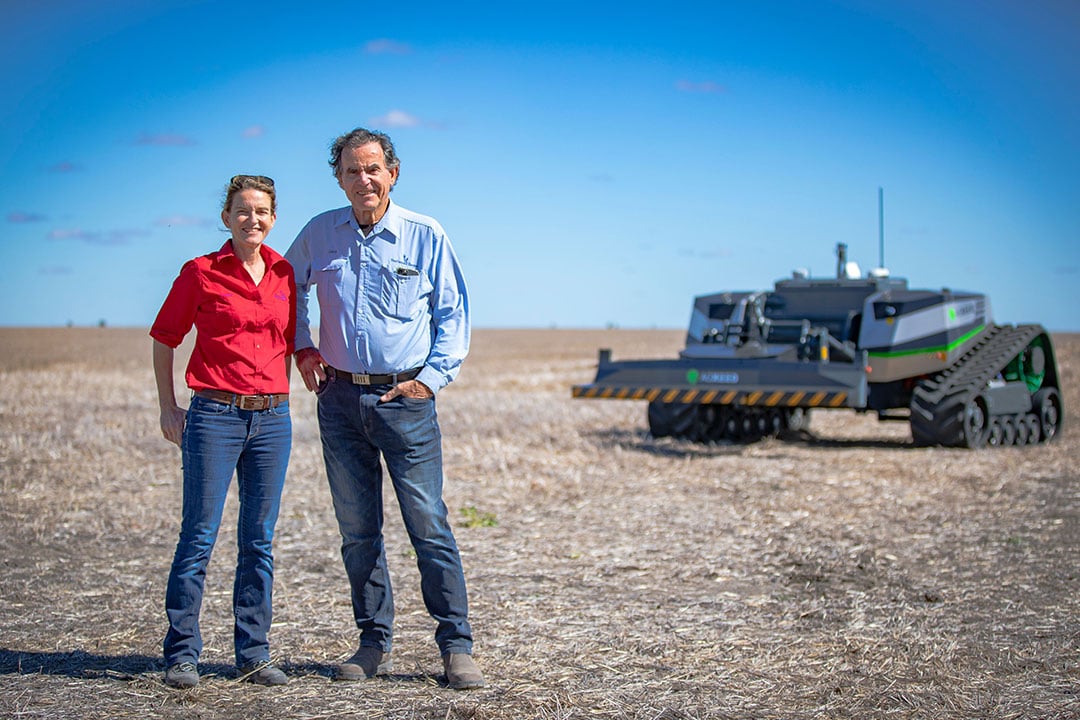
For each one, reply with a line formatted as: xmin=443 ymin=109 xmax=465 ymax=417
xmin=286 ymin=127 xmax=484 ymax=690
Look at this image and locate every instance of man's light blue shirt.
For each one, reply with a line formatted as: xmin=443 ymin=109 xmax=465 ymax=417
xmin=286 ymin=200 xmax=470 ymax=394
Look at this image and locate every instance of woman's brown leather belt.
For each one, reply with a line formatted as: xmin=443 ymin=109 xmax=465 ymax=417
xmin=193 ymin=389 xmax=289 ymax=410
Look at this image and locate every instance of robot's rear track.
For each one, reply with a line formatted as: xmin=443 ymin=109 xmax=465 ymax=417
xmin=909 ymin=324 xmax=1045 ymax=447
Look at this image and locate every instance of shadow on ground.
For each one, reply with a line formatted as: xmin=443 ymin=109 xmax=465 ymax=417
xmin=0 ymin=648 xmax=164 ymax=679
xmin=585 ymin=427 xmax=915 ymax=455
xmin=0 ymin=648 xmax=442 ymax=686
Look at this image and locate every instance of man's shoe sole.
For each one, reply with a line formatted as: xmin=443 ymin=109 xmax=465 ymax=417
xmin=448 ymin=677 xmax=486 ymax=690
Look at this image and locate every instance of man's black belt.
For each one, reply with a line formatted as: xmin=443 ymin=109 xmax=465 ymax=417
xmin=326 ymin=366 xmax=422 ymax=385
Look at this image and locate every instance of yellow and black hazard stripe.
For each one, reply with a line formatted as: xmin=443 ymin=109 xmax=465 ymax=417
xmin=571 ymin=385 xmax=850 ymax=408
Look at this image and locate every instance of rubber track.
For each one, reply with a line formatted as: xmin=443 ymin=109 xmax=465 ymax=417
xmin=909 ymin=324 xmax=1043 ymax=447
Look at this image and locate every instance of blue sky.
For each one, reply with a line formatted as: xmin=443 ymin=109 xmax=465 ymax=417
xmin=2 ymin=0 xmax=1078 ymax=331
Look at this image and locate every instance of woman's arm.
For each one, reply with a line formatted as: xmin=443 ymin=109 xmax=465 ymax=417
xmin=153 ymin=340 xmax=186 ymax=447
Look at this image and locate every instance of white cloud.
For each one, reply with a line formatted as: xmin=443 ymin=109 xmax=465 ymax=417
xmin=675 ymin=80 xmax=728 ymax=94
xmin=48 ymin=227 xmax=151 ymax=245
xmin=370 ymin=109 xmax=422 ymax=128
xmin=8 ymin=211 xmax=47 ymax=223
xmin=135 ymin=133 xmax=196 ymax=146
xmin=39 ymin=265 xmax=73 ymax=276
xmin=156 ymin=215 xmax=212 ymax=228
xmin=49 ymin=228 xmax=98 ymax=241
xmin=365 ymin=39 xmax=412 ymax=55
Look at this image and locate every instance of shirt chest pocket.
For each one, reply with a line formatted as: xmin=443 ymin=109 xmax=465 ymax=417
xmin=379 ymin=262 xmax=425 ymax=320
xmin=205 ymin=298 xmax=244 ymax=335
xmin=314 ymin=257 xmax=349 ymax=309
xmin=315 ymin=257 xmax=348 ymax=287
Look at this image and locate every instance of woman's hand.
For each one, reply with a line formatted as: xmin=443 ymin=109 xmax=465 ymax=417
xmin=159 ymin=404 xmax=186 ymax=447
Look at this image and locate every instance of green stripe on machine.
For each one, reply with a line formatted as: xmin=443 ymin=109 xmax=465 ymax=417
xmin=866 ymin=324 xmax=985 ymax=359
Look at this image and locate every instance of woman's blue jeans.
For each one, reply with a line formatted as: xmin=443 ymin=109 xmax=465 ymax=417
xmin=163 ymin=395 xmax=290 ymax=667
xmin=317 ymin=377 xmax=473 ymax=655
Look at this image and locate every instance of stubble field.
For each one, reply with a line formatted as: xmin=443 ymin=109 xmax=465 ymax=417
xmin=0 ymin=327 xmax=1077 ymax=719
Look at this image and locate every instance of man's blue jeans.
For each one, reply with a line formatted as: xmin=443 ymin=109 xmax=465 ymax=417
xmin=163 ymin=395 xmax=291 ymax=667
xmin=317 ymin=377 xmax=473 ymax=655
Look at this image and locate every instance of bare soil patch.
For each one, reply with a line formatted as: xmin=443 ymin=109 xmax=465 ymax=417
xmin=1 ymin=328 xmax=1077 ymax=719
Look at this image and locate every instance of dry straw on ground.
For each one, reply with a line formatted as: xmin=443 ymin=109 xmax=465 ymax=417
xmin=1 ymin=327 xmax=1077 ymax=719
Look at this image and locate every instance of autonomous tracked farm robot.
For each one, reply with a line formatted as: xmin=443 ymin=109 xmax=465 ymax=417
xmin=572 ymin=243 xmax=1062 ymax=448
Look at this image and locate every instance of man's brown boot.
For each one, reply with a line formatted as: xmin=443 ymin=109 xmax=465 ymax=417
xmin=335 ymin=646 xmax=393 ymax=681
xmin=442 ymin=652 xmax=485 ymax=690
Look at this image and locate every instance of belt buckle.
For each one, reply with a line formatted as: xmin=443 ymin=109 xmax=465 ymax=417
xmin=351 ymin=372 xmax=371 ymax=385
xmin=238 ymin=396 xmax=263 ymax=411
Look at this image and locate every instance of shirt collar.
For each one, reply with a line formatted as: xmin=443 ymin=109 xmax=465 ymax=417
xmin=211 ymin=238 xmax=289 ymax=270
xmin=213 ymin=238 xmax=238 ymax=261
xmin=339 ymin=200 xmax=401 ymax=242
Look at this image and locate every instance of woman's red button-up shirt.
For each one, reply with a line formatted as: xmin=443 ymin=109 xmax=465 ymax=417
xmin=150 ymin=240 xmax=296 ymax=395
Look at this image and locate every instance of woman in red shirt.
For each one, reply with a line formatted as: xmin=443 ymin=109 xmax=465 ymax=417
xmin=150 ymin=175 xmax=295 ymax=689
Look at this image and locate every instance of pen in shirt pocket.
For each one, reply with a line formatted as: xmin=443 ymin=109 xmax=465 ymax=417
xmin=395 ymin=266 xmax=419 ymax=276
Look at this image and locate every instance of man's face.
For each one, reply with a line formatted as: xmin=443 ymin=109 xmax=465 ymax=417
xmin=337 ymin=142 xmax=398 ymax=223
